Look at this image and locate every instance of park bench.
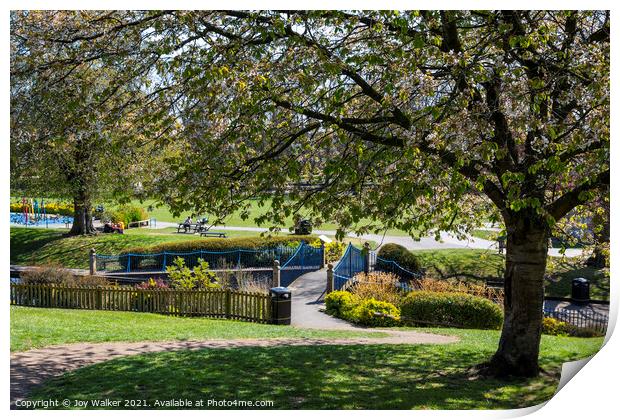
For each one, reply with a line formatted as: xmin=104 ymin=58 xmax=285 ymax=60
xmin=200 ymin=231 xmax=227 ymax=238
xmin=177 ymin=223 xmax=201 ymax=233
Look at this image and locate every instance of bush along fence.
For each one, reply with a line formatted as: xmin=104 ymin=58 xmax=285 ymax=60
xmin=10 ymin=283 xmax=275 ymax=323
xmin=94 ymin=241 xmax=323 ymax=275
xmin=328 ymin=243 xmax=422 ymax=292
xmin=543 ymin=307 xmax=608 ymax=333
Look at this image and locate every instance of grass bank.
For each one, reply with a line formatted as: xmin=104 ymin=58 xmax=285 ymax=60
xmin=411 ymin=248 xmax=609 ymax=301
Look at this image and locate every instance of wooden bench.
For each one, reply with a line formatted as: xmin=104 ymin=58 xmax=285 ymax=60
xmin=177 ymin=223 xmax=201 ymax=233
xmin=200 ymin=231 xmax=227 ymax=238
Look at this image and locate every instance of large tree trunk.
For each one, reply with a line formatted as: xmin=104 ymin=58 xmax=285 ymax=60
xmin=69 ymin=190 xmax=96 ymax=235
xmin=486 ymin=213 xmax=549 ymax=377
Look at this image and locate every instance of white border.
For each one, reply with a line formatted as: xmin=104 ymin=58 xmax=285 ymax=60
xmin=2 ymin=2 xmax=617 ymax=419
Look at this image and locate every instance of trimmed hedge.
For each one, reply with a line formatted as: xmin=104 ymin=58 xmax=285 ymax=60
xmin=324 ymin=291 xmax=400 ymax=327
xmin=10 ymin=201 xmax=74 ymax=217
xmin=325 ymin=291 xmax=356 ymax=316
xmin=121 ymin=235 xmax=317 ymax=255
xmin=377 ymin=243 xmax=421 ymax=272
xmin=400 ymin=291 xmax=503 ymax=329
xmin=348 ymin=298 xmax=401 ymax=327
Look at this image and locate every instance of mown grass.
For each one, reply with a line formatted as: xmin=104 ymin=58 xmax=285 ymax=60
xmin=10 ymin=306 xmax=388 ymax=352
xmin=26 ymin=327 xmax=603 ymax=409
xmin=412 ymin=248 xmax=609 ymax=301
xmin=122 ymin=198 xmax=412 ymax=236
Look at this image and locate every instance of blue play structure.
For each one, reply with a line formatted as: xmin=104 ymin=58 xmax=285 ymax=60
xmin=10 ymin=212 xmax=73 ymax=227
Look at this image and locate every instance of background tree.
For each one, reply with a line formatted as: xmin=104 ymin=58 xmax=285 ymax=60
xmin=10 ymin=11 xmax=169 ymax=234
xmin=10 ymin=10 xmax=609 ymax=376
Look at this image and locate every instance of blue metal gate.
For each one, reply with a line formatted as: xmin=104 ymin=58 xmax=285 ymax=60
xmin=280 ymin=242 xmax=324 ymax=287
xmin=332 ymin=243 xmax=365 ymax=290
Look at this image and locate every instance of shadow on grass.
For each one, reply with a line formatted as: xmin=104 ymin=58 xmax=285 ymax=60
xmin=10 ymin=229 xmax=66 ymax=266
xmin=27 ymin=344 xmax=571 ymax=410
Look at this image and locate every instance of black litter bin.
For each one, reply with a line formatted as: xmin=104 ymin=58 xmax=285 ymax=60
xmin=270 ymin=287 xmax=292 ymax=325
xmin=571 ymin=278 xmax=590 ymax=304
xmin=294 ymin=219 xmax=313 ymax=235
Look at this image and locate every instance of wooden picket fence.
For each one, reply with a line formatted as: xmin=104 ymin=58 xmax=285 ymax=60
xmin=10 ymin=284 xmax=272 ymax=323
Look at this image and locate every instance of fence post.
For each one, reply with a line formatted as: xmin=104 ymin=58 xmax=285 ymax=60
xmin=273 ymin=259 xmax=281 ymax=288
xmin=326 ymin=263 xmax=334 ymax=293
xmin=89 ymin=248 xmax=97 ymax=275
xmin=320 ymin=241 xmax=326 ymax=269
xmin=225 ymin=289 xmax=231 ymax=319
xmin=363 ymin=242 xmax=370 ymax=274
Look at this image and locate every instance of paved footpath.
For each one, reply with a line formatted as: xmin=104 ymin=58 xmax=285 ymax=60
xmin=288 ymin=268 xmax=355 ymax=330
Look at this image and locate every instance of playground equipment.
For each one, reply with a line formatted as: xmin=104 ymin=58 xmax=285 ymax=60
xmin=10 ymin=197 xmax=73 ymax=227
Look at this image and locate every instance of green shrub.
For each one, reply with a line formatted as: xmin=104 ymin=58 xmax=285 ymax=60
xmin=349 ymin=298 xmax=401 ymax=327
xmin=167 ymin=257 xmax=220 ymax=290
xmin=324 ymin=291 xmax=356 ymax=316
xmin=400 ymin=291 xmax=503 ymax=329
xmin=377 ymin=243 xmax=421 ymax=272
xmin=325 ymin=292 xmax=400 ymax=327
xmin=542 ymin=317 xmax=570 ymax=336
xmin=106 ymin=204 xmax=149 ymax=226
xmin=310 ymin=239 xmax=346 ymax=263
xmin=542 ymin=317 xmax=605 ymax=337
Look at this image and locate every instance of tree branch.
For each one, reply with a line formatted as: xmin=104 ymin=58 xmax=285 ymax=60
xmin=546 ymin=170 xmax=609 ymax=220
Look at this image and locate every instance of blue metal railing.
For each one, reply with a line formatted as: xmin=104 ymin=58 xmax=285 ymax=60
xmin=96 ymin=244 xmax=301 ymax=273
xmin=374 ymin=256 xmax=423 ymax=281
xmin=331 ymin=246 xmax=425 ymax=292
xmin=280 ymin=242 xmax=323 ymax=287
xmin=332 ymin=243 xmax=365 ymax=290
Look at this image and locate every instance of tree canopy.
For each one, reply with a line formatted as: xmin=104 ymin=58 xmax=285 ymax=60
xmin=11 ymin=11 xmax=609 ymax=235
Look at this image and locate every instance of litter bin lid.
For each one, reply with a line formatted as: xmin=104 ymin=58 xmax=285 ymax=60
xmin=270 ymin=287 xmax=291 ymax=295
xmin=573 ymin=277 xmax=589 ymax=284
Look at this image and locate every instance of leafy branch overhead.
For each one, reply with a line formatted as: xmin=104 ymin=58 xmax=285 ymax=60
xmin=11 ymin=10 xmax=608 ymax=237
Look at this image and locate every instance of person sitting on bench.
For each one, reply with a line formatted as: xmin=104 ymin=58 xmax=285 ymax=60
xmin=103 ymin=222 xmax=114 ymax=233
xmin=183 ymin=216 xmax=192 ymax=233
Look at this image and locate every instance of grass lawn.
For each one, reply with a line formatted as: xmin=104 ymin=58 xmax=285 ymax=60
xmin=123 ymin=198 xmax=413 ymax=236
xmin=412 ymin=248 xmax=609 ymax=300
xmin=25 ymin=326 xmax=603 ymax=409
xmin=10 ymin=306 xmax=388 ymax=352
